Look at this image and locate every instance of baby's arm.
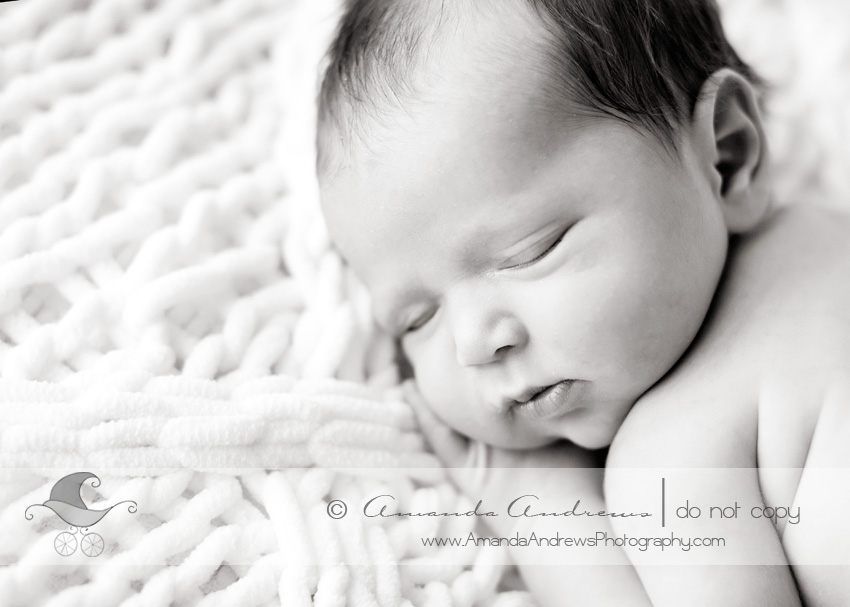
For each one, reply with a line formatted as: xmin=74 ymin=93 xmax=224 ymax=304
xmin=781 ymin=377 xmax=850 ymax=605
xmin=517 ymin=496 xmax=652 ymax=606
xmin=508 ymin=461 xmax=653 ymax=607
xmin=406 ymin=382 xmax=653 ymax=606
xmin=605 ymin=399 xmax=802 ymax=607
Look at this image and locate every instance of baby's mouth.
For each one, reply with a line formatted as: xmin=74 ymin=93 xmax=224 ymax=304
xmin=511 ymin=380 xmax=579 ymax=420
xmin=515 ymin=384 xmax=553 ymax=403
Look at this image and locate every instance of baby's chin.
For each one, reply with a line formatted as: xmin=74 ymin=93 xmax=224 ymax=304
xmin=481 ymin=432 xmax=561 ymax=451
xmin=470 ymin=428 xmax=613 ymax=453
xmin=556 ymin=416 xmax=623 ymax=451
xmin=564 ymin=432 xmax=616 ymax=451
xmin=459 ymin=421 xmax=569 ymax=451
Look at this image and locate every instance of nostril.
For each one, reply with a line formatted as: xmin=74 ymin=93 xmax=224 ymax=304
xmin=495 ymin=344 xmax=513 ymax=357
xmin=453 ymin=312 xmax=526 ymax=367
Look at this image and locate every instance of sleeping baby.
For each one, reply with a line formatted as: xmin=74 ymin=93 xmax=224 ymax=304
xmin=316 ymin=0 xmax=850 ymax=605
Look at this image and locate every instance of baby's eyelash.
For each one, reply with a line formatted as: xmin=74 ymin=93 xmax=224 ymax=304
xmin=402 ymin=307 xmax=437 ymax=335
xmin=399 ymin=228 xmax=568 ymax=335
xmin=506 ymin=228 xmax=569 ymax=270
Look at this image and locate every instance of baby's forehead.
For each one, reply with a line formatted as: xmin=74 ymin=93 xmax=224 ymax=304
xmin=320 ymin=55 xmax=581 ymax=203
xmin=321 ymin=93 xmax=570 ymax=247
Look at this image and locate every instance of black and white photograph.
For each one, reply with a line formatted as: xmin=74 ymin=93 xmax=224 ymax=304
xmin=1 ymin=0 xmax=849 ymax=605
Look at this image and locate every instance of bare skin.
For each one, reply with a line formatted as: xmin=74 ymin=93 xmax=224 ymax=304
xmin=319 ymin=4 xmax=850 ymax=604
xmin=606 ymin=203 xmax=850 ymax=606
xmin=404 ymin=205 xmax=850 ymax=607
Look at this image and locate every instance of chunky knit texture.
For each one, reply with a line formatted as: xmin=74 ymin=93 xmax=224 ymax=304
xmin=1 ymin=0 xmax=849 ymax=605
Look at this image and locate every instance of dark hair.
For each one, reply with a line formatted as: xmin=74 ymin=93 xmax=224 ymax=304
xmin=317 ymin=0 xmax=762 ymax=172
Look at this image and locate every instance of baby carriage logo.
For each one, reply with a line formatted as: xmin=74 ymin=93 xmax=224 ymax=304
xmin=24 ymin=472 xmax=137 ymax=557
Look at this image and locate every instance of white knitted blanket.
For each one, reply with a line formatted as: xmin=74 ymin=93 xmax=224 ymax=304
xmin=1 ymin=1 xmax=848 ymax=606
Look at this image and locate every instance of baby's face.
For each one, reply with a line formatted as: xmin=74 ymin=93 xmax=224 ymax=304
xmin=321 ymin=61 xmax=730 ymax=450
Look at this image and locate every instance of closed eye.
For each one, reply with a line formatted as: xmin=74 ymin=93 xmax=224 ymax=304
xmin=401 ymin=306 xmax=438 ymax=336
xmin=503 ymin=227 xmax=569 ymax=270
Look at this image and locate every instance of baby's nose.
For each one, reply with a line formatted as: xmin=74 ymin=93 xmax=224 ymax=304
xmin=452 ymin=307 xmax=528 ymax=367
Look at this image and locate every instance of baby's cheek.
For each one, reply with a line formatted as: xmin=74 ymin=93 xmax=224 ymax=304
xmin=407 ymin=341 xmax=459 ymax=414
xmin=414 ymin=342 xmax=491 ymax=437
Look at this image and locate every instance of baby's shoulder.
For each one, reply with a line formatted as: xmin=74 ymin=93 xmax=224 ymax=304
xmin=607 ymin=204 xmax=850 ymax=505
xmin=727 ymin=203 xmax=850 ymax=368
xmin=734 ymin=203 xmax=850 ymax=294
xmin=608 ymin=204 xmax=850 ymax=467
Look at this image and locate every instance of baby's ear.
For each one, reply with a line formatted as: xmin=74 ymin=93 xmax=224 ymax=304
xmin=691 ymin=68 xmax=771 ymax=233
